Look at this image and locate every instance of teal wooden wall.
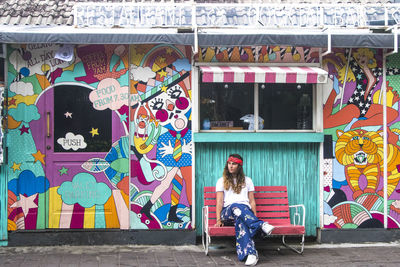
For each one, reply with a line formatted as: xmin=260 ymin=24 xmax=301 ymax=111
xmin=0 ymin=165 xmax=8 ymax=246
xmin=195 ymin=142 xmax=320 ymax=236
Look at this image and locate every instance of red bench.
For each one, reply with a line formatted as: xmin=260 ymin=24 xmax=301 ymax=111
xmin=202 ymin=186 xmax=305 ymax=255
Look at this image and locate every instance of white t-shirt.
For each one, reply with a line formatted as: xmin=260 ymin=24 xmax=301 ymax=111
xmin=215 ymin=176 xmax=255 ymax=208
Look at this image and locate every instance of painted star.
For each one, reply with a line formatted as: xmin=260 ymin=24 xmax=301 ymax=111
xmin=166 ymin=47 xmax=174 ymax=55
xmin=8 ymin=98 xmax=16 ymax=106
xmin=59 ymin=167 xmax=68 ymax=175
xmin=158 ymin=69 xmax=168 ymax=78
xmin=90 ymin=128 xmax=99 ymax=137
xmin=10 ymin=193 xmax=38 ymax=217
xmin=161 ymin=85 xmax=168 ymax=92
xmin=19 ymin=125 xmax=30 ymax=135
xmin=120 ymin=113 xmax=128 ymax=122
xmin=11 ymin=162 xmax=21 ymax=172
xmin=32 ymin=150 xmax=46 ymax=165
xmin=64 ymin=111 xmax=73 ymax=118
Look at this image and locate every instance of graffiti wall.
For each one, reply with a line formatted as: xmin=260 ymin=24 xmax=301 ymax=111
xmin=129 ymin=45 xmax=192 ymax=229
xmin=6 ymin=44 xmax=193 ymax=231
xmin=322 ymin=48 xmax=400 ymax=229
xmin=7 ymin=44 xmax=131 ymax=230
xmin=199 ymin=46 xmax=320 ymax=63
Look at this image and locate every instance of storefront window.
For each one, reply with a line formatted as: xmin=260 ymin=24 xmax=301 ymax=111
xmin=200 ymin=82 xmax=313 ymax=131
xmin=260 ymin=83 xmax=313 ymax=130
xmin=200 ymin=82 xmax=254 ymax=130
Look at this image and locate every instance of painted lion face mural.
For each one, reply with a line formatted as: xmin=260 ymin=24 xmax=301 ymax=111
xmin=336 ymin=129 xmax=383 ymax=168
xmin=335 ymin=129 xmax=400 ymax=200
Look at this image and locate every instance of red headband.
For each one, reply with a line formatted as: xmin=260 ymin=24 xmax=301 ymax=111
xmin=227 ymin=156 xmax=243 ymax=166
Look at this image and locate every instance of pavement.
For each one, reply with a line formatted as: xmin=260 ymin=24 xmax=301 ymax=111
xmin=1 ymin=239 xmax=400 ymax=266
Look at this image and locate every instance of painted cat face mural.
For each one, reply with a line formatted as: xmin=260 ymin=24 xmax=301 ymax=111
xmin=149 ymin=84 xmax=191 ymax=132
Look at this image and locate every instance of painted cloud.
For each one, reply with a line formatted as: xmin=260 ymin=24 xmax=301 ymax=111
xmin=57 ymin=132 xmax=87 ymax=151
xmin=129 ymin=65 xmax=156 ymax=82
xmin=8 ymin=103 xmax=40 ymax=123
xmin=10 ymin=81 xmax=34 ymax=96
xmin=57 ymin=172 xmax=112 ymax=208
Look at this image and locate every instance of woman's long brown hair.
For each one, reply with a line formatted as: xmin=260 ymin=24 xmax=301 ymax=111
xmin=223 ymin=154 xmax=245 ymax=194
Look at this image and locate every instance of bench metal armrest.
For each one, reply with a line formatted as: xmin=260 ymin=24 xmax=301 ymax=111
xmin=202 ymin=206 xmax=209 ymax=234
xmin=289 ymin=204 xmax=305 ymax=226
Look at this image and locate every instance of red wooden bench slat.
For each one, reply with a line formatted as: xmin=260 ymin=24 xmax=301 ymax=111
xmin=256 ymin=205 xmax=290 ymax=212
xmin=254 ymin=199 xmax=289 ymax=205
xmin=208 ymin=224 xmax=305 ymax=236
xmin=207 ymin=205 xmax=290 ymax=213
xmin=253 ymin=192 xmax=288 ymax=198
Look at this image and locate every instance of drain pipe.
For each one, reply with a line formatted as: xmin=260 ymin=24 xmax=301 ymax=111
xmin=382 ymin=25 xmax=398 ymax=229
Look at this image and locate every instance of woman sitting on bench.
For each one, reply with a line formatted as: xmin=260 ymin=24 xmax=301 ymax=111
xmin=215 ymin=154 xmax=274 ymax=266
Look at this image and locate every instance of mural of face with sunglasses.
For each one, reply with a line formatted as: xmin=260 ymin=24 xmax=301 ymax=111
xmin=149 ymin=84 xmax=191 ymax=132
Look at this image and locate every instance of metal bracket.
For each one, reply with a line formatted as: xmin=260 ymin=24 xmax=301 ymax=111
xmin=321 ymin=27 xmax=331 ymax=57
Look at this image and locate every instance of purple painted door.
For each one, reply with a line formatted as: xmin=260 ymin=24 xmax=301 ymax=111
xmin=43 ymin=84 xmax=123 ymax=229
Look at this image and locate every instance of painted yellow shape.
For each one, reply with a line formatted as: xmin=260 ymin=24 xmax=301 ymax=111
xmin=63 ymin=64 xmax=76 ymax=72
xmin=161 ymin=85 xmax=168 ymax=92
xmin=14 ymin=94 xmax=38 ymax=106
xmin=152 ymin=63 xmax=162 ymax=72
xmin=8 ymin=219 xmax=17 ymax=231
xmin=84 ymin=206 xmax=96 ymax=229
xmin=35 ymin=74 xmax=51 ymax=90
xmin=158 ymin=69 xmax=167 ymax=78
xmin=48 ymin=186 xmax=62 ymax=228
xmin=90 ymin=128 xmax=99 ymax=137
xmin=11 ymin=162 xmax=21 ymax=172
xmin=32 ymin=150 xmax=46 ymax=165
xmin=373 ymin=89 xmax=394 ymax=107
xmin=103 ymin=194 xmax=120 ymax=228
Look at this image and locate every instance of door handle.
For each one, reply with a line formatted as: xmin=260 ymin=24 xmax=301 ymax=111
xmin=47 ymin=112 xmax=50 ymax=137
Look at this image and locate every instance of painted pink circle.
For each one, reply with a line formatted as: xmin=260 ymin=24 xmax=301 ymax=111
xmin=156 ymin=109 xmax=168 ymax=122
xmin=175 ymin=97 xmax=189 ymax=110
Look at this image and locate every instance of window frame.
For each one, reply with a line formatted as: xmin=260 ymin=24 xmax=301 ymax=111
xmin=194 ymin=63 xmax=324 ymax=134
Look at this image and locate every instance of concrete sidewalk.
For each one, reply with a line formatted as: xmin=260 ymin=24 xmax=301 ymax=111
xmin=0 ymin=241 xmax=399 ymax=266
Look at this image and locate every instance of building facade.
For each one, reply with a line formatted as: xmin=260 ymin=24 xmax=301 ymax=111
xmin=1 ymin=0 xmax=400 ymax=245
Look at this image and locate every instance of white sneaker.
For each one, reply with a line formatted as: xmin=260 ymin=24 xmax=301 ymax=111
xmin=261 ymin=222 xmax=275 ymax=235
xmin=245 ymin=254 xmax=258 ymax=266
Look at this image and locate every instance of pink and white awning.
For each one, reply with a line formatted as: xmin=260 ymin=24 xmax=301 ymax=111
xmin=200 ymin=66 xmax=328 ymax=84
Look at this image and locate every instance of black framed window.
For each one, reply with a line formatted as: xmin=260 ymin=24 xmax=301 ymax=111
xmin=54 ymin=85 xmax=112 ymax=152
xmin=200 ymin=82 xmax=313 ymax=131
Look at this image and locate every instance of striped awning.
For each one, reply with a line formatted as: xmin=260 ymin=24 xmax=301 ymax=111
xmin=200 ymin=66 xmax=328 ymax=84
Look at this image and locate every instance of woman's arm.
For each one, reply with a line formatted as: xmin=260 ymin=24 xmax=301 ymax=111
xmin=248 ymin=191 xmax=257 ymax=216
xmin=215 ymin=191 xmax=224 ymax=227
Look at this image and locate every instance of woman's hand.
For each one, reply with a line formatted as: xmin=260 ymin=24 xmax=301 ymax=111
xmin=214 ymin=220 xmax=223 ymax=227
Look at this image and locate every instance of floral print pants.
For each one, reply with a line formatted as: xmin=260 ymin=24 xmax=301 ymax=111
xmin=221 ymin=203 xmax=264 ymax=261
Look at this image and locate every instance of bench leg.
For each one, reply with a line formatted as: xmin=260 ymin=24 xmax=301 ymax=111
xmin=281 ymin=235 xmax=305 ymax=254
xmin=202 ymin=231 xmax=210 ymax=255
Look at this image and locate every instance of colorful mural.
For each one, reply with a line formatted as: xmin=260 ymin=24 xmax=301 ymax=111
xmin=6 ymin=44 xmax=193 ymax=231
xmin=6 ymin=44 xmax=131 ymax=230
xmin=129 ymin=45 xmax=192 ymax=229
xmin=322 ymin=48 xmax=400 ymax=229
xmin=199 ymin=46 xmax=320 ymax=63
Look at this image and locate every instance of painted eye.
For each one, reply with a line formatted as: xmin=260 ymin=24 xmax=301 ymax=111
xmin=352 ymin=136 xmax=359 ymax=141
xmin=175 ymin=97 xmax=189 ymax=110
xmin=169 ymin=88 xmax=182 ymax=99
xmin=363 ymin=136 xmax=370 ymax=141
xmin=156 ymin=109 xmax=168 ymax=122
xmin=150 ymin=98 xmax=164 ymax=110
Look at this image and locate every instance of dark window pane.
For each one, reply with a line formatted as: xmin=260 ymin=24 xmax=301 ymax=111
xmin=54 ymin=85 xmax=111 ymax=152
xmin=259 ymin=83 xmax=313 ymax=130
xmin=200 ymin=82 xmax=253 ymax=130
